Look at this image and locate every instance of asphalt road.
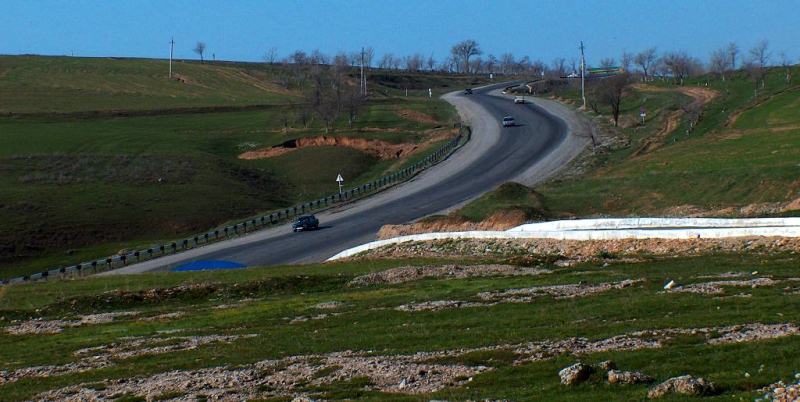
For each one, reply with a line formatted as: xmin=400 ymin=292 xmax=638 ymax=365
xmin=104 ymin=83 xmax=571 ymax=274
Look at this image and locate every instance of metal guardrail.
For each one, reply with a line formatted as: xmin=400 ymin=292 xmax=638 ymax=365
xmin=2 ymin=125 xmax=472 ymax=285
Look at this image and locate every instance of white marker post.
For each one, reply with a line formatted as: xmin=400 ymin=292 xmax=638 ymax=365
xmin=428 ymin=88 xmax=432 ymax=98
xmin=336 ymin=174 xmax=344 ymax=195
xmin=640 ymin=107 xmax=647 ymax=125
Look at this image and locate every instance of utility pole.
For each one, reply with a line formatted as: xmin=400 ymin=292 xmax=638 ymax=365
xmin=580 ymin=41 xmax=586 ymax=110
xmin=169 ymin=37 xmax=175 ymax=78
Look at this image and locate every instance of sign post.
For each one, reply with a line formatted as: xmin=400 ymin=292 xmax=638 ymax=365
xmin=336 ymin=174 xmax=344 ymax=195
xmin=639 ymin=107 xmax=647 ymax=125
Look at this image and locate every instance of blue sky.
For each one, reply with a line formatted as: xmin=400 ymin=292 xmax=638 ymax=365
xmin=2 ymin=0 xmax=797 ymax=66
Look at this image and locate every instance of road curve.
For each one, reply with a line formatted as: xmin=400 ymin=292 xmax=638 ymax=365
xmin=104 ymin=83 xmax=583 ymax=274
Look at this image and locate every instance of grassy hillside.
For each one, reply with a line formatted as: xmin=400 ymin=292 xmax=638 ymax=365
xmin=460 ymin=66 xmax=800 ymax=221
xmin=1 ymin=253 xmax=798 ymax=400
xmin=0 ymin=56 xmax=475 ymax=278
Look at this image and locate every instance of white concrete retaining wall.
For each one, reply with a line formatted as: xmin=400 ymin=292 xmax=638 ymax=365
xmin=327 ymin=218 xmax=800 ymax=261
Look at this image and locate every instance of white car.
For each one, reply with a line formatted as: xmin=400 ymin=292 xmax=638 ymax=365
xmin=514 ymin=96 xmax=525 ymax=104
xmin=502 ymin=116 xmax=515 ymax=127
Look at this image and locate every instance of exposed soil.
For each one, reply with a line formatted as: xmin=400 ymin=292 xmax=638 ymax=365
xmin=377 ymin=210 xmax=528 ymax=239
xmin=348 ymin=264 xmax=550 ymax=287
xmin=631 ymin=85 xmax=719 ymax=157
xmin=239 ymin=128 xmax=457 ymax=161
xmin=354 ymin=237 xmax=800 ymax=263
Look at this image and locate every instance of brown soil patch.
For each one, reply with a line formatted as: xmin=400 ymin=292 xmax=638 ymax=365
xmin=395 ymin=108 xmax=438 ymax=124
xmin=632 ymin=85 xmax=719 ymax=157
xmin=377 ymin=210 xmax=527 ymax=239
xmin=240 ymin=128 xmax=457 ymax=161
xmin=348 ymin=264 xmax=550 ymax=287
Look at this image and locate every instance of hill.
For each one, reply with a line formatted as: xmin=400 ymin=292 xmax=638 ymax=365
xmin=0 ymin=55 xmax=486 ymax=278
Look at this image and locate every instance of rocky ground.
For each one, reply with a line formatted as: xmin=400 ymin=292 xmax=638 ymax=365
xmin=31 ymin=322 xmax=799 ymax=401
xmin=348 ymin=264 xmax=550 ymax=287
xmin=353 ymin=237 xmax=800 ymax=263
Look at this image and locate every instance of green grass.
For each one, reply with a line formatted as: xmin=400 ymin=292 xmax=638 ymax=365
xmin=456 ymin=182 xmax=549 ymax=221
xmin=468 ymin=67 xmax=800 ymax=219
xmin=1 ymin=253 xmax=798 ymax=400
xmin=0 ymin=56 xmax=464 ymax=278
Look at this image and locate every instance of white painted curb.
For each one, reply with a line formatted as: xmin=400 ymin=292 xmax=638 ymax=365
xmin=327 ymin=218 xmax=800 ymax=261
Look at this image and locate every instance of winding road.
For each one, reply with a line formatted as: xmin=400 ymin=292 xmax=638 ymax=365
xmin=104 ymin=83 xmax=587 ymax=274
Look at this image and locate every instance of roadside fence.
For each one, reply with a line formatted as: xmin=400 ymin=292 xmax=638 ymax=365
xmin=2 ymin=125 xmax=471 ymax=285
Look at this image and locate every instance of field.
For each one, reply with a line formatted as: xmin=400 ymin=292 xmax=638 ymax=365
xmin=1 ymin=252 xmax=798 ymax=400
xmin=456 ymin=66 xmax=800 ymax=222
xmin=0 ymin=56 xmax=483 ymax=279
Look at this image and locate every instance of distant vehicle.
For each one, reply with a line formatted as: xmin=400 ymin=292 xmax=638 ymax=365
xmin=514 ymin=96 xmax=525 ymax=104
xmin=502 ymin=116 xmax=515 ymax=127
xmin=463 ymin=88 xmax=473 ymax=95
xmin=292 ymin=215 xmax=319 ymax=232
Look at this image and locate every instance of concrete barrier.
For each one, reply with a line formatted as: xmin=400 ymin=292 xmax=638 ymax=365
xmin=327 ymin=218 xmax=800 ymax=261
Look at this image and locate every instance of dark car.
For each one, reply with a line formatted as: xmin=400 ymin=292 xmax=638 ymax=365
xmin=463 ymin=88 xmax=473 ymax=95
xmin=292 ymin=215 xmax=319 ymax=232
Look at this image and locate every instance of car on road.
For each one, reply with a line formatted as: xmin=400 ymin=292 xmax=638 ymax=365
xmin=514 ymin=96 xmax=525 ymax=104
xmin=502 ymin=115 xmax=515 ymax=127
xmin=463 ymin=88 xmax=473 ymax=95
xmin=292 ymin=215 xmax=319 ymax=232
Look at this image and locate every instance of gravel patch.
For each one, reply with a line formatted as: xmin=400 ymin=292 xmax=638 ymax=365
xmin=348 ymin=264 xmax=550 ymax=287
xmin=0 ymin=334 xmax=255 ymax=385
xmin=479 ymin=279 xmax=644 ymax=302
xmin=667 ymin=278 xmax=780 ymax=295
xmin=4 ymin=311 xmax=139 ymax=335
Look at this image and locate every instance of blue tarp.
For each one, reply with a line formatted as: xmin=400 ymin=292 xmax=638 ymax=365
xmin=172 ymin=260 xmax=247 ymax=272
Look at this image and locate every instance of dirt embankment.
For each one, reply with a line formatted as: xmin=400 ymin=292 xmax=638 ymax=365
xmin=378 ymin=210 xmax=528 ymax=239
xmin=663 ymin=196 xmax=800 ymax=217
xmin=631 ymin=85 xmax=719 ymax=157
xmin=240 ymin=128 xmax=457 ymax=161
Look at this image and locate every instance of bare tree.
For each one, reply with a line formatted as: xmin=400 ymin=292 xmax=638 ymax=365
xmin=263 ymin=47 xmax=278 ymax=64
xmin=621 ymin=51 xmax=633 ymax=72
xmin=405 ymin=53 xmax=424 ymax=71
xmin=662 ymin=51 xmax=697 ymax=84
xmin=634 ymin=48 xmax=657 ymax=81
xmin=499 ymin=53 xmax=515 ymax=74
xmin=592 ymin=73 xmax=631 ymax=126
xmin=363 ymin=47 xmax=375 ymax=68
xmin=748 ymin=40 xmax=770 ymax=89
xmin=425 ymin=53 xmax=436 ymax=71
xmin=344 ymin=88 xmax=365 ymax=128
xmin=599 ymin=58 xmax=616 ymax=69
xmin=709 ymin=47 xmax=730 ymax=81
xmin=780 ymin=51 xmax=792 ymax=83
xmin=309 ymin=49 xmax=329 ymax=65
xmin=193 ymin=42 xmax=206 ymax=63
xmin=551 ymin=57 xmax=567 ymax=77
xmin=485 ymin=54 xmax=497 ymax=73
xmin=726 ymin=42 xmax=739 ymax=70
xmin=749 ymin=40 xmax=771 ymax=70
xmin=451 ymin=39 xmax=482 ymax=73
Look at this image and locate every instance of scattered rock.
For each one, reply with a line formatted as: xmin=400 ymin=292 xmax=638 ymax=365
xmin=598 ymin=360 xmax=617 ymax=371
xmin=4 ymin=311 xmax=139 ymax=335
xmin=669 ymin=278 xmax=780 ymax=294
xmin=348 ymin=264 xmax=549 ymax=287
xmin=479 ymin=279 xmax=644 ymax=302
xmin=647 ymin=375 xmax=716 ymax=398
xmin=663 ymin=280 xmax=676 ymax=290
xmin=314 ymin=301 xmax=344 ymax=309
xmin=559 ymin=363 xmax=595 ymax=385
xmin=608 ymin=370 xmax=653 ymax=385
